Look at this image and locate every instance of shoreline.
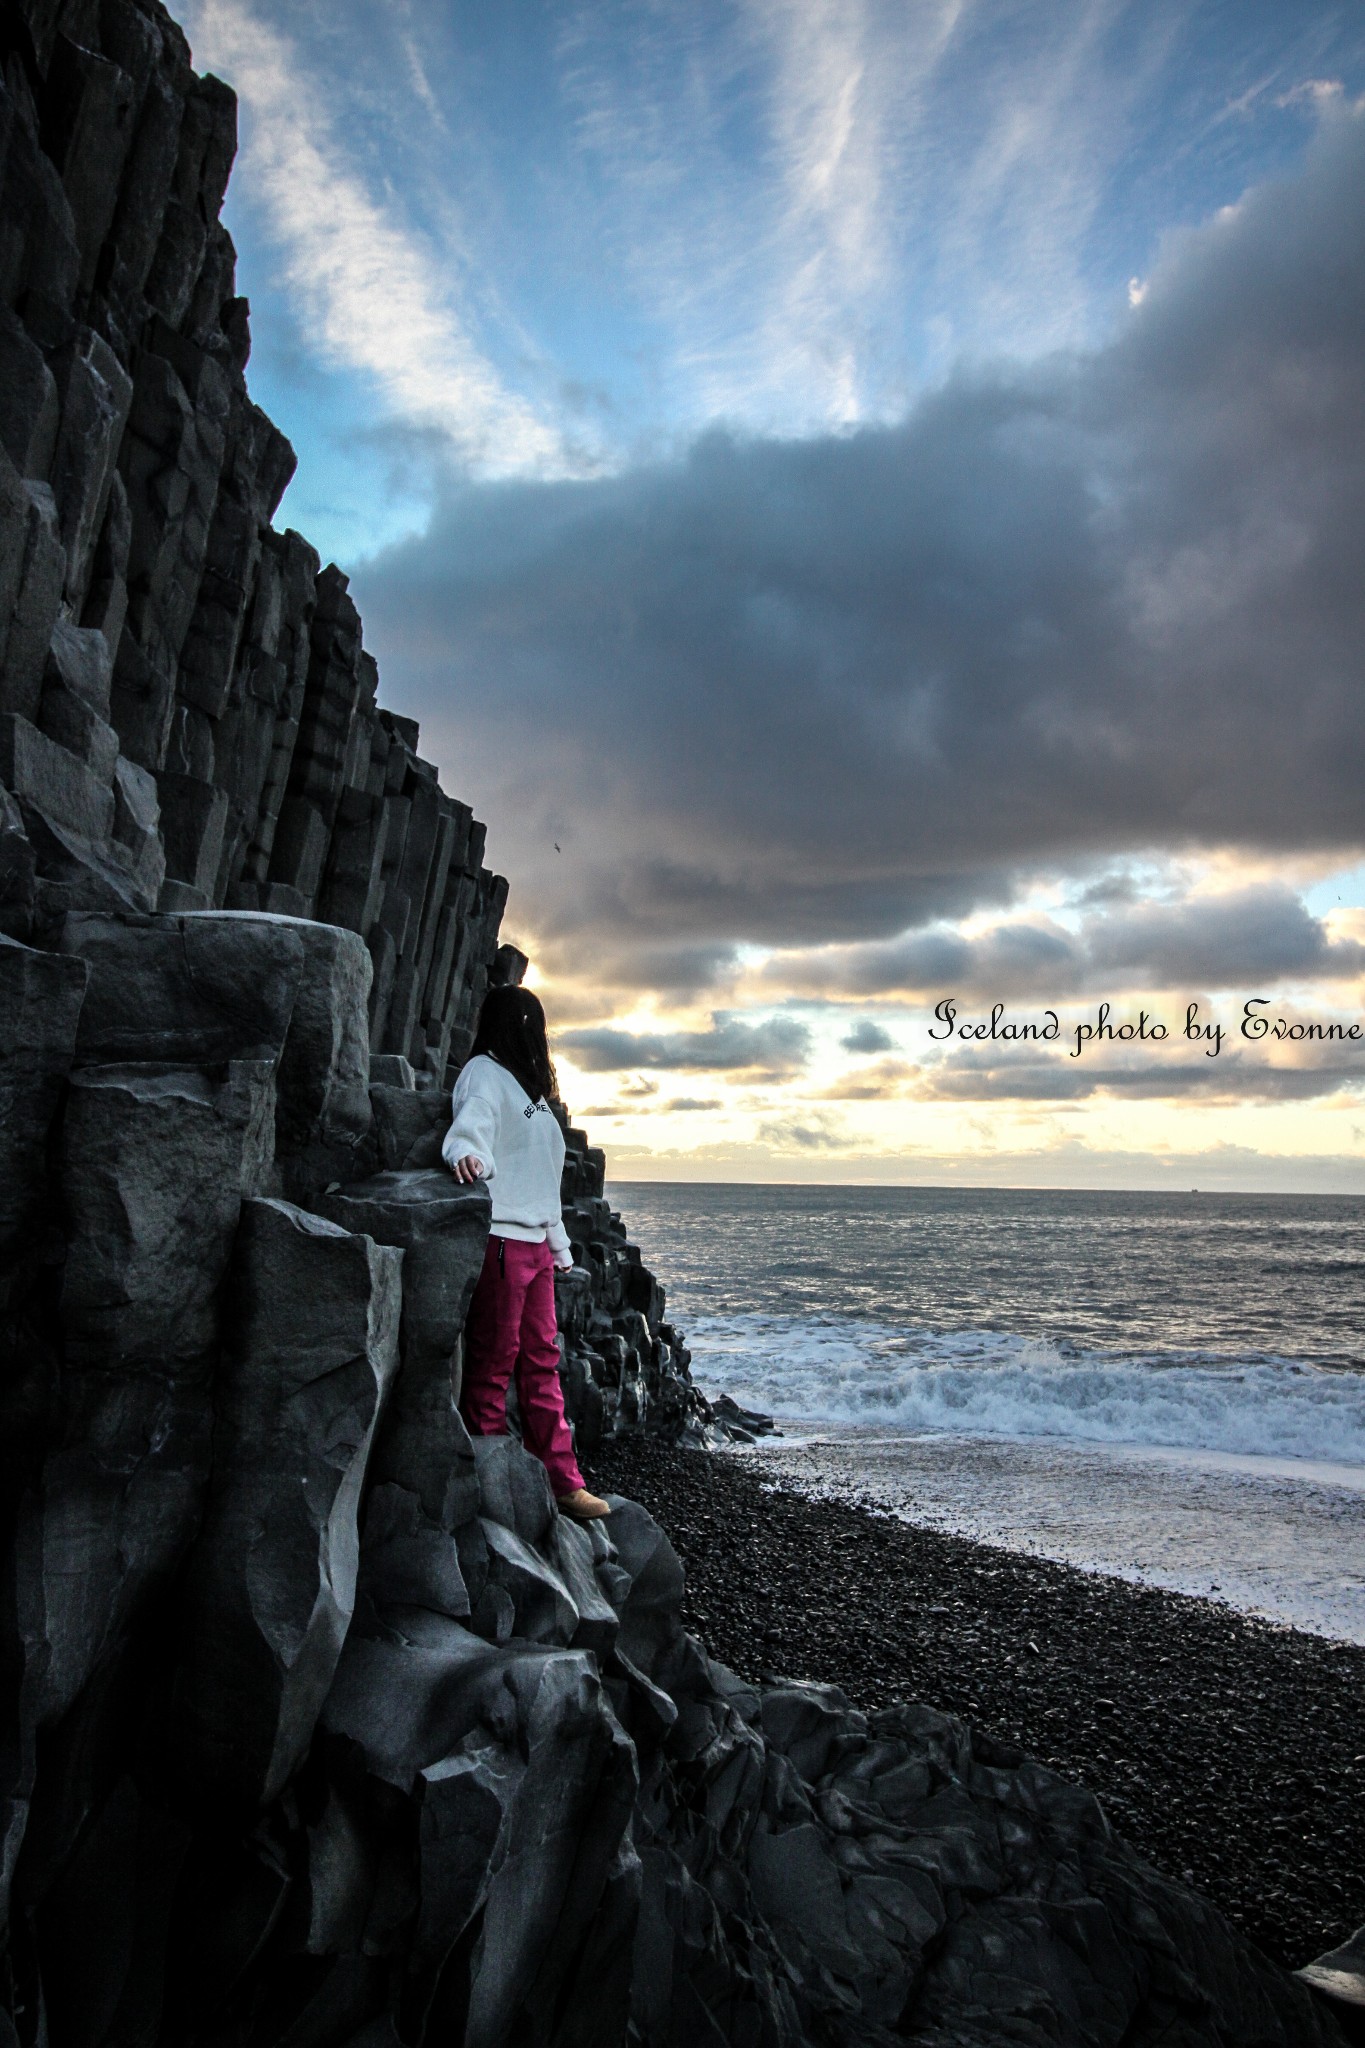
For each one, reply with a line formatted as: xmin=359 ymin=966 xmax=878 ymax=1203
xmin=711 ymin=1419 xmax=1365 ymax=1645
xmin=585 ymin=1431 xmax=1365 ymax=1979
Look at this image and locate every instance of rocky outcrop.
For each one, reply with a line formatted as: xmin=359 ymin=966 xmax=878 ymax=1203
xmin=555 ymin=1125 xmax=707 ymax=1452
xmin=0 ymin=3 xmax=1349 ymax=2044
xmin=0 ymin=0 xmax=504 ymax=1081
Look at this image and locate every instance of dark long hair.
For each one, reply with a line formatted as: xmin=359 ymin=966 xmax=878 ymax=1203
xmin=470 ymin=984 xmax=559 ymax=1103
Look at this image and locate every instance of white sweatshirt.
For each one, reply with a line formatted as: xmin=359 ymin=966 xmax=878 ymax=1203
xmin=441 ymin=1053 xmax=571 ymax=1256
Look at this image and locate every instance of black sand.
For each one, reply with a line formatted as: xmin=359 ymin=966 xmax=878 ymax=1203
xmin=586 ymin=1433 xmax=1365 ymax=1976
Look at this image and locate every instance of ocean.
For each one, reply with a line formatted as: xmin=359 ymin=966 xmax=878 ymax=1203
xmin=610 ymin=1184 xmax=1365 ymax=1642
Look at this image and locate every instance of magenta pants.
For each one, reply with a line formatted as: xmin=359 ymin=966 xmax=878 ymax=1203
xmin=460 ymin=1234 xmax=584 ymax=1497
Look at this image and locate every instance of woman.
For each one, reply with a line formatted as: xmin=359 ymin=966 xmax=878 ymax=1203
xmin=443 ymin=984 xmax=611 ymax=1521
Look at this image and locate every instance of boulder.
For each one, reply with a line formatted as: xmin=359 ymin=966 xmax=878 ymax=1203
xmin=369 ymin=1082 xmax=448 ymax=1169
xmin=356 ymin=1483 xmax=472 ymax=1623
xmin=0 ymin=935 xmax=87 ymax=1300
xmin=177 ymin=1198 xmax=402 ymax=1807
xmin=0 ymin=473 xmax=65 ymax=727
xmin=37 ymin=620 xmax=119 ymax=780
xmin=260 ymin=914 xmax=373 ymax=1146
xmin=0 ymin=710 xmax=115 ymax=847
xmin=1296 ymin=1923 xmax=1365 ymax=2032
xmin=48 ymin=326 xmax=134 ymax=615
xmin=477 ymin=1518 xmax=580 ymax=1647
xmin=0 ymin=785 xmax=36 ymax=937
xmin=317 ymin=1172 xmax=490 ymax=1650
xmin=472 ymin=1434 xmax=557 ymax=1551
xmin=436 ymin=1648 xmax=638 ymax=2048
xmin=0 ymin=306 xmax=58 ymax=482
xmin=323 ymin=1619 xmax=639 ymax=2048
xmin=59 ymin=1059 xmax=275 ymax=1366
xmin=60 ymin=908 xmax=307 ymax=1067
xmin=600 ymin=1495 xmax=688 ymax=1686
xmin=109 ymin=754 xmax=165 ymax=903
xmin=12 ymin=1361 xmax=214 ymax=1735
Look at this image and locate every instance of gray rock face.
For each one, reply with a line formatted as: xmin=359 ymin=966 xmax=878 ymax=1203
xmin=0 ymin=470 xmax=64 ymax=729
xmin=369 ymin=1080 xmax=448 ymax=1169
xmin=13 ymin=1360 xmax=213 ymax=1736
xmin=0 ymin=785 xmax=36 ymax=938
xmin=59 ymin=1059 xmax=275 ymax=1365
xmin=0 ymin=0 xmax=510 ymax=1085
xmin=0 ymin=933 xmax=87 ymax=1299
xmin=555 ymin=1129 xmax=719 ymax=1453
xmin=322 ymin=1610 xmax=640 ymax=2048
xmin=319 ymin=1171 xmax=489 ymax=1528
xmin=266 ymin=913 xmax=373 ymax=1146
xmin=312 ymin=1443 xmax=1338 ymax=2048
xmin=316 ymin=1171 xmax=492 ymax=1663
xmin=1297 ymin=1924 xmax=1365 ymax=2028
xmin=0 ymin=709 xmax=115 ymax=855
xmin=177 ymin=1197 xmax=403 ymax=1807
xmin=59 ymin=908 xmax=307 ymax=1067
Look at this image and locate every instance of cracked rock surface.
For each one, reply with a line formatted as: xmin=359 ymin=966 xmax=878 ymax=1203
xmin=589 ymin=1433 xmax=1365 ymax=1986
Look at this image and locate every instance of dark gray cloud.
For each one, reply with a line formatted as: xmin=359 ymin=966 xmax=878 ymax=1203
xmin=841 ymin=1019 xmax=897 ymax=1053
xmin=920 ymin=1052 xmax=1365 ymax=1103
xmin=663 ymin=1097 xmax=723 ymax=1112
xmin=355 ymin=111 xmax=1365 ymax=987
xmin=559 ymin=1013 xmax=810 ymax=1074
xmin=755 ymin=1117 xmax=846 ymax=1151
xmin=774 ymin=885 xmax=1365 ymax=998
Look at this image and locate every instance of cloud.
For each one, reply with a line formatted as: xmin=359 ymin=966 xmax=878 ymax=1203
xmin=1278 ymin=80 xmax=1345 ymax=110
xmin=607 ymin=1136 xmax=1365 ymax=1193
xmin=186 ymin=0 xmax=564 ymax=474
xmin=559 ymin=1013 xmax=811 ymax=1074
xmin=357 ymin=102 xmax=1365 ymax=995
xmin=663 ymin=1097 xmax=723 ymax=1112
xmin=770 ymin=885 xmax=1365 ymax=999
xmin=814 ymin=1058 xmax=919 ymax=1100
xmin=549 ymin=0 xmax=1215 ymax=436
xmin=919 ymin=1050 xmax=1365 ymax=1104
xmin=840 ymin=1018 xmax=896 ymax=1052
xmin=755 ymin=1114 xmax=848 ymax=1150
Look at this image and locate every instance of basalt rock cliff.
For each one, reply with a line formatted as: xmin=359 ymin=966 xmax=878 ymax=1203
xmin=0 ymin=4 xmax=1348 ymax=2044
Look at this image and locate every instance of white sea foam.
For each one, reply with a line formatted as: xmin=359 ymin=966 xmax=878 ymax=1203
xmin=688 ymin=1313 xmax=1365 ymax=1466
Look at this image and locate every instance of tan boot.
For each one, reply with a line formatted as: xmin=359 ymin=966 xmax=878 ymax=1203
xmin=556 ymin=1487 xmax=612 ymax=1521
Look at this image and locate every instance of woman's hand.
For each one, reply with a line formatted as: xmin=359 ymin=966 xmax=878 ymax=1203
xmin=553 ymin=1250 xmax=574 ymax=1271
xmin=450 ymin=1153 xmax=486 ymax=1183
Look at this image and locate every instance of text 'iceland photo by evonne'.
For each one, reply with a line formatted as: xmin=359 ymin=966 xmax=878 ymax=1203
xmin=0 ymin=0 xmax=1363 ymax=2044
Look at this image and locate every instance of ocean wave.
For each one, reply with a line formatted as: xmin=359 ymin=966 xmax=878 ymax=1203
xmin=687 ymin=1314 xmax=1365 ymax=1466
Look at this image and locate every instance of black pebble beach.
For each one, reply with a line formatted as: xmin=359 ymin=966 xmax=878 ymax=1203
xmin=586 ymin=1432 xmax=1365 ymax=1976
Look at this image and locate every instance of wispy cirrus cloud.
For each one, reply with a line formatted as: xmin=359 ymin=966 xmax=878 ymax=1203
xmin=550 ymin=0 xmax=1180 ymax=435
xmin=185 ymin=0 xmax=566 ymax=475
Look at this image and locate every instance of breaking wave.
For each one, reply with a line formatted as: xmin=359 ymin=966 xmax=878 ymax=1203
xmin=687 ymin=1314 xmax=1365 ymax=1466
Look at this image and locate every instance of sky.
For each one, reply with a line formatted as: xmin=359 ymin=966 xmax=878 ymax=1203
xmin=180 ymin=0 xmax=1365 ymax=1188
